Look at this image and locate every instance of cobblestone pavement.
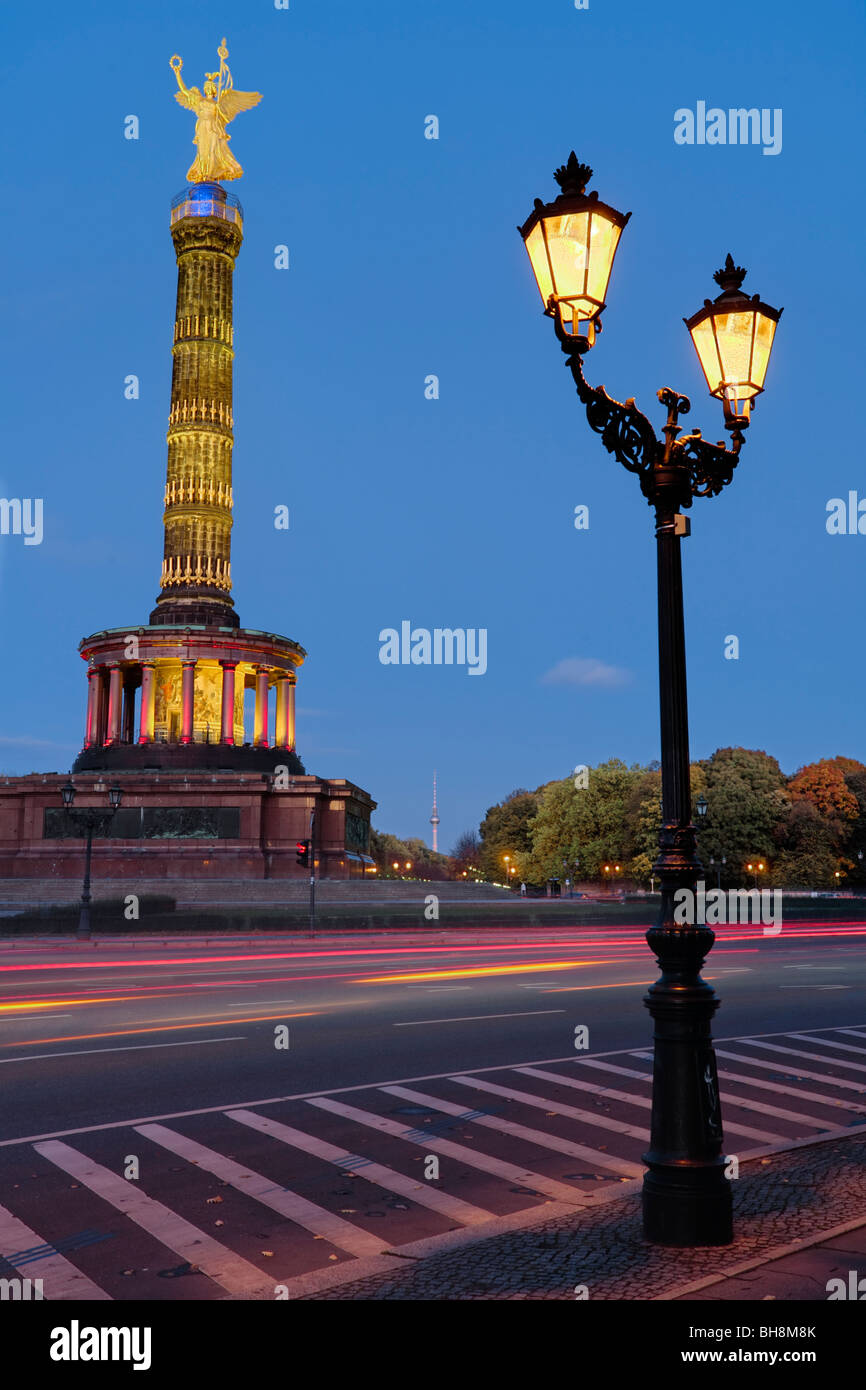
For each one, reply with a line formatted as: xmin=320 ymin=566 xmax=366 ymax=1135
xmin=309 ymin=1134 xmax=866 ymax=1299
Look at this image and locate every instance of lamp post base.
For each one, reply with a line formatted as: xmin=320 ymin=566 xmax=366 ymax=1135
xmin=642 ymin=1166 xmax=732 ymax=1247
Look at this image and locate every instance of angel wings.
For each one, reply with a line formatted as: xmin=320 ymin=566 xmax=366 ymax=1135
xmin=173 ymin=73 xmax=262 ymax=183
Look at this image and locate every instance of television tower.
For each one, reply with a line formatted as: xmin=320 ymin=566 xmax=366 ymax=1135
xmin=430 ymin=771 xmax=440 ymax=853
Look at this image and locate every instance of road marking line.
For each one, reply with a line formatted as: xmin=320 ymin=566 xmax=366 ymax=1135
xmin=713 ymin=1050 xmax=866 ymax=1093
xmin=0 ymin=1038 xmax=244 ymax=1065
xmin=575 ymin=1057 xmax=849 ymax=1133
xmin=447 ymin=1075 xmax=650 ymax=1145
xmin=788 ymin=1033 xmax=866 ymax=1057
xmin=393 ymin=1010 xmax=565 ymax=1027
xmin=0 ymin=1015 xmax=73 ymax=1023
xmin=134 ymin=1123 xmax=383 ymax=1257
xmin=0 ymin=1203 xmax=110 ymax=1301
xmin=306 ymin=1096 xmax=596 ymax=1202
xmin=226 ymin=1001 xmax=297 ymax=1008
xmin=733 ymin=1039 xmax=866 ymax=1073
xmin=380 ymin=1084 xmax=643 ymax=1177
xmin=225 ymin=1108 xmax=491 ymax=1225
xmin=32 ymin=1140 xmax=273 ymax=1296
xmin=839 ymin=1028 xmax=866 ymax=1040
xmin=517 ymin=1066 xmax=831 ymax=1133
xmin=4 ymin=1024 xmax=865 ymax=1150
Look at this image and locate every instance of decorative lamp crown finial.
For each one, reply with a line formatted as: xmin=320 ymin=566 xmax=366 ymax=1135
xmin=713 ymin=253 xmax=747 ymax=294
xmin=553 ymin=152 xmax=593 ymax=197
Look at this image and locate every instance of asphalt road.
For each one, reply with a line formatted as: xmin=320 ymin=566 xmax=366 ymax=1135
xmin=0 ymin=921 xmax=863 ymax=1299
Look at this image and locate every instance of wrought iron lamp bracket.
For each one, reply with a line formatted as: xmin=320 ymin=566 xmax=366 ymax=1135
xmin=556 ymin=321 xmax=746 ymax=507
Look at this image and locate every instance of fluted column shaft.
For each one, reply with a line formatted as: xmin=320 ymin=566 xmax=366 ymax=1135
xmin=220 ymin=661 xmax=237 ymax=745
xmin=152 ymin=197 xmax=243 ymax=626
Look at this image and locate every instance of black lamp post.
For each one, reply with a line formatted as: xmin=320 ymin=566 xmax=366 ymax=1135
xmin=60 ymin=782 xmax=123 ymax=939
xmin=518 ymin=153 xmax=782 ymax=1247
xmin=708 ymin=855 xmax=727 ymax=891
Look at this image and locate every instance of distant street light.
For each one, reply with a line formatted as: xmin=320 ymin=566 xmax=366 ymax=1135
xmin=60 ymin=782 xmax=123 ymax=939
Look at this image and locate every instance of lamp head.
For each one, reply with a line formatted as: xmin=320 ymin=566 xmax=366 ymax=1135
xmin=685 ymin=254 xmax=782 ymax=429
xmin=519 ymin=152 xmax=630 ymax=349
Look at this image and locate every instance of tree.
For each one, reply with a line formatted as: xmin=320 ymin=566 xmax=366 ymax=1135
xmin=451 ymin=831 xmax=482 ymax=877
xmin=789 ymin=757 xmax=861 ymax=826
xmin=518 ymin=759 xmax=649 ymax=884
xmin=478 ymin=788 xmax=540 ymax=882
xmin=772 ymin=799 xmax=840 ymax=888
xmin=695 ymin=748 xmax=788 ymax=880
xmin=842 ymin=768 xmax=866 ymax=882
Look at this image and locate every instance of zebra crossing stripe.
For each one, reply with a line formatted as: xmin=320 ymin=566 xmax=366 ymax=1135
xmin=33 ymin=1140 xmax=274 ymax=1296
xmin=448 ymin=1075 xmax=651 ymax=1146
xmin=714 ymin=1048 xmax=866 ymax=1091
xmin=517 ymin=1066 xmax=832 ymax=1133
xmin=0 ymin=1203 xmax=110 ymax=1301
xmin=735 ymin=1039 xmax=866 ymax=1073
xmin=306 ymin=1096 xmax=597 ymax=1202
xmin=578 ymin=1050 xmax=866 ymax=1106
xmin=134 ymin=1123 xmax=384 ymax=1257
xmin=225 ymin=1108 xmax=492 ymax=1225
xmin=379 ymin=1083 xmax=643 ymax=1179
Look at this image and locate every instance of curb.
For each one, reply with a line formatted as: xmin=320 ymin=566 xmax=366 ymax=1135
xmin=268 ymin=1129 xmax=866 ymax=1302
xmin=655 ymin=1213 xmax=866 ymax=1300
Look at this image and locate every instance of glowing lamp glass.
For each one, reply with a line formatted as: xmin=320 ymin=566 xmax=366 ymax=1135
xmin=524 ymin=208 xmax=624 ymax=343
xmin=519 ymin=157 xmax=630 ymax=346
xmin=685 ymin=260 xmax=781 ymax=422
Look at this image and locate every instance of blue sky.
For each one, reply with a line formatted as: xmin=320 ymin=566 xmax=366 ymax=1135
xmin=0 ymin=0 xmax=863 ymax=849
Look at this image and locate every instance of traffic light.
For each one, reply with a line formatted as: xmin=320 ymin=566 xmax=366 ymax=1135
xmin=295 ymin=839 xmax=310 ymax=866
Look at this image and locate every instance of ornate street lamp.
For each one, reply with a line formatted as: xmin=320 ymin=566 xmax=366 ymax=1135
xmin=519 ymin=153 xmax=781 ymax=1247
xmin=519 ymin=152 xmax=630 ymax=348
xmin=685 ymin=255 xmax=782 ymax=428
xmin=696 ymin=794 xmax=708 ymax=821
xmin=60 ymin=782 xmax=124 ymax=939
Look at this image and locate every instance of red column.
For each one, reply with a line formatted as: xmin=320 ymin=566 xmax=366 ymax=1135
xmin=84 ymin=667 xmax=101 ymax=748
xmin=138 ymin=664 xmax=155 ymax=744
xmin=253 ymin=667 xmax=270 ymax=747
xmin=220 ymin=661 xmax=237 ymax=744
xmin=180 ymin=660 xmax=196 ymax=744
xmin=274 ymin=677 xmax=289 ymax=748
xmin=106 ymin=665 xmax=123 ymax=744
xmin=121 ymin=678 xmax=136 ymax=744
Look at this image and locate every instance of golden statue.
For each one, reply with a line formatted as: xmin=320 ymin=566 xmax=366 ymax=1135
xmin=170 ymin=39 xmax=261 ymax=183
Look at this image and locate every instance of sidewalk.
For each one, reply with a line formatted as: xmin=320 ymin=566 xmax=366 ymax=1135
xmin=297 ymin=1131 xmax=866 ymax=1301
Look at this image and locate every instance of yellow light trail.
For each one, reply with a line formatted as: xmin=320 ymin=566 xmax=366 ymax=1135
xmin=0 ymin=996 xmax=169 ymax=1013
xmin=1 ymin=1012 xmax=320 ymax=1048
xmin=542 ymin=975 xmax=719 ymax=992
xmin=355 ymin=958 xmax=619 ymax=984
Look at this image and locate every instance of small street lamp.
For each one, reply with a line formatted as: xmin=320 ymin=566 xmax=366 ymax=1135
xmin=696 ymin=794 xmax=708 ymax=821
xmin=518 ymin=151 xmax=782 ymax=1248
xmin=60 ymin=782 xmax=123 ymax=939
xmin=708 ymin=855 xmax=727 ymax=891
